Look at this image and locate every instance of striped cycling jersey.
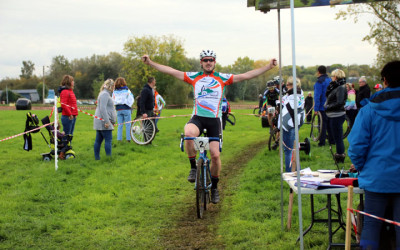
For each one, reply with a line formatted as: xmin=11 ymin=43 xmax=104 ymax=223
xmin=184 ymin=71 xmax=234 ymax=118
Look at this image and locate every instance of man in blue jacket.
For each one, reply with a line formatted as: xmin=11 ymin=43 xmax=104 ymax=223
xmin=348 ymin=60 xmax=400 ymax=250
xmin=313 ymin=65 xmax=333 ymax=146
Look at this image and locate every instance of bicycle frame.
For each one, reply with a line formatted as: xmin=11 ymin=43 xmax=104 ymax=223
xmin=180 ymin=134 xmax=222 ymax=218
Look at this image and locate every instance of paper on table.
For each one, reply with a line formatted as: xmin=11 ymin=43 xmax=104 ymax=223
xmin=317 ymin=170 xmax=337 ymax=173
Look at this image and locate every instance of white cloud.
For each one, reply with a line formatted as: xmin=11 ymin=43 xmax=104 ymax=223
xmin=0 ymin=0 xmax=376 ymax=79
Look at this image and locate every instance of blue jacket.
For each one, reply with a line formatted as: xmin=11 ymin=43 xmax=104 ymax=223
xmin=313 ymin=74 xmax=330 ymax=112
xmin=348 ymin=87 xmax=400 ymax=193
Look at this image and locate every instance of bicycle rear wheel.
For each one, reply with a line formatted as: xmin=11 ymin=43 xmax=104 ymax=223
xmin=268 ymin=128 xmax=278 ymax=151
xmin=130 ymin=118 xmax=156 ymax=145
xmin=310 ymin=112 xmax=323 ymax=142
xmin=196 ymin=158 xmax=205 ymax=219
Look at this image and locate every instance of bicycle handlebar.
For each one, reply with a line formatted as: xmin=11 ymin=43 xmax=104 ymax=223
xmin=180 ymin=133 xmax=222 ymax=152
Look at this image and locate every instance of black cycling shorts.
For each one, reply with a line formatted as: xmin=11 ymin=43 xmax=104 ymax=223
xmin=187 ymin=115 xmax=222 ymax=138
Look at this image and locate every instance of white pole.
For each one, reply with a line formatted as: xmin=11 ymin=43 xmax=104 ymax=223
xmin=6 ymin=84 xmax=8 ymax=104
xmin=43 ymin=66 xmax=45 ymax=104
xmin=289 ymin=0 xmax=304 ymax=248
xmin=277 ymin=7 xmax=285 ymax=232
xmin=54 ymin=95 xmax=58 ymax=171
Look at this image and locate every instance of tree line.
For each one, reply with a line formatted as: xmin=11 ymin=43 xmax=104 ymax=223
xmin=0 ymin=35 xmax=382 ymax=104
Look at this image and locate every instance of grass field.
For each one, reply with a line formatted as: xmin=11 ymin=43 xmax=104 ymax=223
xmin=0 ymin=107 xmax=359 ymax=249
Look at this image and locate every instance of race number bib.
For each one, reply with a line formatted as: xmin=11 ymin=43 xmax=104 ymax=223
xmin=193 ymin=137 xmax=210 ymax=151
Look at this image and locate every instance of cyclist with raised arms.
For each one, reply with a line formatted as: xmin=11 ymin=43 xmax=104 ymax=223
xmin=142 ymin=50 xmax=277 ymax=203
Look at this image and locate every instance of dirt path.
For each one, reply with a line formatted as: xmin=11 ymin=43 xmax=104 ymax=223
xmin=160 ymin=139 xmax=268 ymax=249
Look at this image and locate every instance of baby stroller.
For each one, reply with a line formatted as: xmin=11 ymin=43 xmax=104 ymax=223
xmin=23 ymin=112 xmax=76 ymax=161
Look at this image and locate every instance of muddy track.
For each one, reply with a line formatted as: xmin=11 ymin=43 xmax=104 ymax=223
xmin=161 ymin=139 xmax=268 ymax=249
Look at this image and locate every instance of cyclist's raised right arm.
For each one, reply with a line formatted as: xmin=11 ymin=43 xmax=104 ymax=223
xmin=142 ymin=55 xmax=184 ymax=81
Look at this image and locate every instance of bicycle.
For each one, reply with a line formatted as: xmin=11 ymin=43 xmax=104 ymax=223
xmin=309 ymin=112 xmax=351 ymax=142
xmin=130 ymin=116 xmax=156 ymax=145
xmin=180 ymin=131 xmax=222 ymax=219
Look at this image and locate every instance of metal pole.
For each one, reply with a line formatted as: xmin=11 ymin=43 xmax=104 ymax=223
xmin=6 ymin=84 xmax=8 ymax=104
xmin=277 ymin=7 xmax=285 ymax=232
xmin=289 ymin=0 xmax=304 ymax=248
xmin=43 ymin=66 xmax=45 ymax=104
xmin=54 ymin=95 xmax=58 ymax=170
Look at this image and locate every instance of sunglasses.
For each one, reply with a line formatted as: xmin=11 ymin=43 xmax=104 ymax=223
xmin=201 ymin=58 xmax=215 ymax=63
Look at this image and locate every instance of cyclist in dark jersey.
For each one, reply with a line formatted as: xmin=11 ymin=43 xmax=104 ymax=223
xmin=142 ymin=51 xmax=277 ymax=203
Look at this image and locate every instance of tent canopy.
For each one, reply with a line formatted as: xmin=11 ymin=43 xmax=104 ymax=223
xmin=247 ymin=0 xmax=385 ymax=13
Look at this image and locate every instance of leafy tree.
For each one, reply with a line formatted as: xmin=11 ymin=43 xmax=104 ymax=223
xmin=47 ymin=55 xmax=72 ymax=89
xmin=0 ymin=90 xmax=22 ymax=103
xmin=36 ymin=82 xmax=49 ymax=101
xmin=336 ymin=1 xmax=400 ymax=68
xmin=123 ymin=35 xmax=191 ymax=104
xmin=71 ymin=53 xmax=124 ymax=98
xmin=20 ymin=60 xmax=35 ymax=79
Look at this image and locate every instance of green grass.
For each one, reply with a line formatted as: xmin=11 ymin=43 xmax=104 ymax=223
xmin=0 ymin=108 xmax=358 ymax=249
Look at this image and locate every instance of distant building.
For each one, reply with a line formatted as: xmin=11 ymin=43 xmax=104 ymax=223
xmin=12 ymin=89 xmax=40 ymax=102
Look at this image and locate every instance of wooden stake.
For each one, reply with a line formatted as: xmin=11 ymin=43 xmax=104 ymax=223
xmin=345 ymin=185 xmax=354 ymax=250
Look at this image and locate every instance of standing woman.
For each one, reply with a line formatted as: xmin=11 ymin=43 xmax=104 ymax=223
xmin=59 ymin=75 xmax=78 ymax=144
xmin=112 ymin=77 xmax=134 ymax=143
xmin=93 ymin=79 xmax=117 ymax=160
xmin=324 ymin=69 xmax=347 ymax=163
xmin=154 ymin=87 xmax=166 ymax=132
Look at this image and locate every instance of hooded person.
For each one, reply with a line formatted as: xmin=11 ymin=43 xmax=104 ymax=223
xmin=348 ymin=60 xmax=400 ymax=250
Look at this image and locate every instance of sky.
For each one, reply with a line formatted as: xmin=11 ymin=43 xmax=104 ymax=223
xmin=0 ymin=0 xmax=377 ymax=79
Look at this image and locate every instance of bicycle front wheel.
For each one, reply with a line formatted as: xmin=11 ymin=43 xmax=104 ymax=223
xmin=196 ymin=158 xmax=205 ymax=219
xmin=130 ymin=118 xmax=156 ymax=145
xmin=342 ymin=115 xmax=351 ymax=139
xmin=227 ymin=113 xmax=236 ymax=126
xmin=310 ymin=112 xmax=322 ymax=142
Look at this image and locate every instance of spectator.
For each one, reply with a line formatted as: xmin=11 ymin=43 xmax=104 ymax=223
xmin=59 ymin=75 xmax=78 ymax=146
xmin=348 ymin=60 xmax=400 ymax=249
xmin=344 ymin=83 xmax=358 ymax=129
xmin=314 ymin=65 xmax=333 ymax=147
xmin=258 ymin=94 xmax=263 ymax=115
xmin=278 ymin=76 xmax=305 ymax=172
xmin=154 ymin=87 xmax=166 ymax=132
xmin=304 ymin=92 xmax=313 ymax=122
xmin=324 ymin=69 xmax=347 ymax=163
xmin=113 ymin=77 xmax=134 ymax=143
xmin=356 ymin=76 xmax=371 ymax=110
xmin=93 ymin=79 xmax=117 ymax=160
xmin=139 ymin=77 xmax=156 ymax=118
xmin=373 ymin=83 xmax=383 ymax=92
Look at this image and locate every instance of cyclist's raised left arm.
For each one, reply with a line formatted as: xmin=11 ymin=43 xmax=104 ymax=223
xmin=233 ymin=58 xmax=277 ymax=83
xmin=142 ymin=55 xmax=184 ymax=81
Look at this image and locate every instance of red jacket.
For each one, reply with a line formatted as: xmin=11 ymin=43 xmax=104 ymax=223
xmin=60 ymin=89 xmax=78 ymax=116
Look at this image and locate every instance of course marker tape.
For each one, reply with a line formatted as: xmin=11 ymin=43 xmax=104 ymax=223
xmin=0 ymin=122 xmax=53 ymax=142
xmin=347 ymin=208 xmax=400 ymax=227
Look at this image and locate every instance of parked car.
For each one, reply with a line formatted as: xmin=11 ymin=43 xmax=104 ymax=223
xmin=16 ymin=98 xmax=32 ymax=110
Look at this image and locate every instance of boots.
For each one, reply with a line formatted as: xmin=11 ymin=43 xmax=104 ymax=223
xmin=334 ymin=153 xmax=346 ymax=163
xmin=59 ymin=151 xmax=65 ymax=160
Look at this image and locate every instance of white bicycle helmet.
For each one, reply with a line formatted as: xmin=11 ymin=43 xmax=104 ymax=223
xmin=200 ymin=50 xmax=216 ymax=59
